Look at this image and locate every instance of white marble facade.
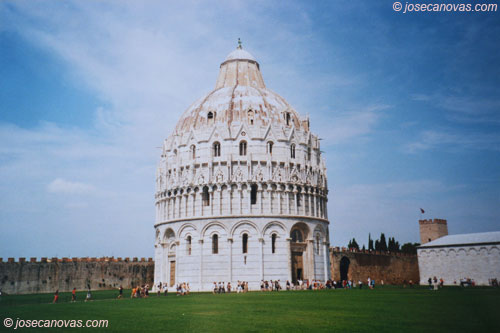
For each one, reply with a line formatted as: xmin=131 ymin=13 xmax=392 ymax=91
xmin=417 ymin=232 xmax=500 ymax=286
xmin=154 ymin=42 xmax=331 ymax=291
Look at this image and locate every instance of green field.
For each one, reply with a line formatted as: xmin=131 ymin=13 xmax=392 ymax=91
xmin=1 ymin=287 xmax=499 ymax=332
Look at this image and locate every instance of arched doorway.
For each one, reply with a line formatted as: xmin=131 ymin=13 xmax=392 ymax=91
xmin=340 ymin=256 xmax=350 ymax=282
xmin=290 ymin=223 xmax=310 ymax=284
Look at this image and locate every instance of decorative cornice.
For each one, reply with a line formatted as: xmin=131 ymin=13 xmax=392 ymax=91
xmin=154 ymin=215 xmax=329 ymax=228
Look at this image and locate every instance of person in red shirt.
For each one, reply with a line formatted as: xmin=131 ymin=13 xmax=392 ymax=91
xmin=71 ymin=288 xmax=76 ymax=302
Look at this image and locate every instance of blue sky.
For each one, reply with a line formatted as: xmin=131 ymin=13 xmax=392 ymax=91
xmin=1 ymin=0 xmax=499 ymax=258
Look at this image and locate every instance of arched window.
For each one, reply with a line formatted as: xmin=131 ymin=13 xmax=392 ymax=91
xmin=207 ymin=111 xmax=215 ymax=125
xmin=173 ymin=149 xmax=178 ymax=158
xmin=239 ymin=141 xmax=247 ymax=156
xmin=190 ymin=145 xmax=196 ymax=160
xmin=250 ymin=184 xmax=257 ymax=205
xmin=291 ymin=229 xmax=303 ymax=243
xmin=187 ymin=236 xmax=192 ymax=255
xmin=242 ymin=233 xmax=248 ymax=254
xmin=290 ymin=144 xmax=296 ymax=159
xmin=296 ymin=192 xmax=301 ymax=207
xmin=247 ymin=110 xmax=254 ymax=125
xmin=212 ymin=234 xmax=218 ymax=254
xmin=316 ymin=235 xmax=320 ymax=255
xmin=272 ymin=234 xmax=277 ymax=254
xmin=202 ymin=186 xmax=210 ymax=206
xmin=267 ymin=141 xmax=273 ymax=154
xmin=286 ymin=112 xmax=291 ymax=126
xmin=307 ymin=147 xmax=311 ymax=161
xmin=213 ymin=142 xmax=221 ymax=157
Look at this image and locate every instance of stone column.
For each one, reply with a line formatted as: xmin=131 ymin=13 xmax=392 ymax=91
xmin=228 ymin=238 xmax=233 ymax=282
xmin=307 ymin=189 xmax=312 ymax=216
xmin=184 ymin=193 xmax=189 ymax=218
xmin=258 ymin=185 xmax=263 ymax=214
xmin=177 ymin=194 xmax=181 ymax=218
xmin=238 ymin=187 xmax=243 ymax=215
xmin=323 ymin=241 xmax=329 ymax=282
xmin=192 ymin=192 xmax=196 ymax=217
xmin=313 ymin=193 xmax=318 ymax=217
xmin=278 ymin=191 xmax=282 ymax=214
xmin=199 ymin=190 xmax=203 ymax=217
xmin=324 ymin=197 xmax=328 ymax=220
xmin=307 ymin=239 xmax=315 ymax=281
xmin=286 ymin=190 xmax=290 ymax=215
xmin=287 ymin=238 xmax=293 ymax=283
xmin=172 ymin=197 xmax=175 ymax=219
xmin=259 ymin=237 xmax=264 ymax=280
xmin=160 ymin=243 xmax=166 ymax=285
xmin=294 ymin=187 xmax=298 ymax=216
xmin=175 ymin=240 xmax=179 ymax=285
xmin=198 ymin=239 xmax=204 ymax=291
xmin=218 ymin=187 xmax=223 ymax=215
xmin=248 ymin=186 xmax=252 ymax=214
xmin=210 ymin=189 xmax=214 ymax=216
xmin=267 ymin=189 xmax=273 ymax=214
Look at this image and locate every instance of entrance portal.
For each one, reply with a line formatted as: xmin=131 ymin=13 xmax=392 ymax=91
xmin=291 ymin=252 xmax=304 ymax=283
xmin=169 ymin=261 xmax=176 ymax=287
xmin=340 ymin=256 xmax=350 ymax=282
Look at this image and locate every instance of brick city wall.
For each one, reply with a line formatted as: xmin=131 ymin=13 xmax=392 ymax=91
xmin=330 ymin=248 xmax=420 ymax=284
xmin=0 ymin=257 xmax=154 ymax=295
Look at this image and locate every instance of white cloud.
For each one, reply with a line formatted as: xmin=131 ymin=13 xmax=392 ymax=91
xmin=406 ymin=129 xmax=500 ymax=153
xmin=47 ymin=178 xmax=94 ymax=194
xmin=315 ymin=104 xmax=390 ymax=145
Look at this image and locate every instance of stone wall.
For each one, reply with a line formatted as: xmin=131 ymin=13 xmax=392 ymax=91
xmin=1 ymin=250 xmax=419 ymax=294
xmin=330 ymin=248 xmax=419 ymax=284
xmin=0 ymin=257 xmax=154 ymax=295
xmin=419 ymin=219 xmax=448 ymax=244
xmin=418 ymin=244 xmax=500 ymax=286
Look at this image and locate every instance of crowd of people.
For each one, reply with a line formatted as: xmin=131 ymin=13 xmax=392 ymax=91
xmin=212 ymin=281 xmax=249 ymax=293
xmin=131 ymin=284 xmax=151 ymax=298
xmin=51 ymin=273 xmax=480 ymax=304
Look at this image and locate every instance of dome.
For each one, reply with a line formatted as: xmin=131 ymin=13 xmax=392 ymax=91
xmin=173 ymin=44 xmax=307 ymax=135
xmin=225 ymin=48 xmax=256 ymax=62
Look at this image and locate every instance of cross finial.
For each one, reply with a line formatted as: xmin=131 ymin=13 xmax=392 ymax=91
xmin=237 ymin=38 xmax=242 ymax=49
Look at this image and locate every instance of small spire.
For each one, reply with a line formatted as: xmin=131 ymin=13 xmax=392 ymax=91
xmin=237 ymin=38 xmax=242 ymax=49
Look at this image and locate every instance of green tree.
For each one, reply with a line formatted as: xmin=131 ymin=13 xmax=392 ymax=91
xmin=348 ymin=238 xmax=360 ymax=250
xmin=368 ymin=233 xmax=374 ymax=251
xmin=380 ymin=233 xmax=388 ymax=252
xmin=401 ymin=242 xmax=420 ymax=254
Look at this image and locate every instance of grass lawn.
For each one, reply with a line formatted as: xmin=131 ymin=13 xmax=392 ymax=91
xmin=1 ymin=286 xmax=499 ymax=332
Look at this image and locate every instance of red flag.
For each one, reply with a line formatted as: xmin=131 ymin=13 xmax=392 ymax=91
xmin=420 ymin=208 xmax=425 ymax=214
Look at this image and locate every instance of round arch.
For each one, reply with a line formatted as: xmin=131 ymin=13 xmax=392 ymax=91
xmin=230 ymin=220 xmax=259 ymax=238
xmin=262 ymin=221 xmax=287 ymax=237
xmin=201 ymin=221 xmax=228 ymax=238
xmin=178 ymin=223 xmax=199 ymax=238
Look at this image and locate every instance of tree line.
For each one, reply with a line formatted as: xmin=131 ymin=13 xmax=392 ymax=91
xmin=346 ymin=233 xmax=420 ymax=254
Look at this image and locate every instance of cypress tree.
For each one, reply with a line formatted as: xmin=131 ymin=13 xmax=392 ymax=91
xmin=380 ymin=233 xmax=387 ymax=252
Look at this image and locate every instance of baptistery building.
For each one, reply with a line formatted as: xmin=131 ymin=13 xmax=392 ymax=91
xmin=154 ymin=42 xmax=330 ymax=291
